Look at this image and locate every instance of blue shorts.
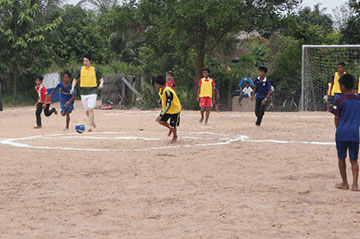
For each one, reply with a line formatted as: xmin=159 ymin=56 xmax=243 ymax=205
xmin=334 ymin=93 xmax=342 ymax=101
xmin=60 ymin=97 xmax=74 ymax=113
xmin=336 ymin=141 xmax=359 ymax=160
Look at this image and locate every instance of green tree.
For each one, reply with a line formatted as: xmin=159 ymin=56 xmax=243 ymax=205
xmin=136 ymin=0 xmax=300 ymax=100
xmin=0 ymin=0 xmax=62 ymax=99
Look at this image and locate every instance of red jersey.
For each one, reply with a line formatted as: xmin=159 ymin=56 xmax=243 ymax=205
xmin=35 ymin=84 xmax=51 ymax=103
xmin=166 ymin=80 xmax=176 ymax=90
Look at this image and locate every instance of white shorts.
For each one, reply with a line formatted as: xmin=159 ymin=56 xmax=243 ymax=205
xmin=81 ymin=94 xmax=97 ymax=111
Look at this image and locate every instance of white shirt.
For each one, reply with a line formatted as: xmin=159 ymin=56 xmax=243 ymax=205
xmin=243 ymin=86 xmax=253 ymax=97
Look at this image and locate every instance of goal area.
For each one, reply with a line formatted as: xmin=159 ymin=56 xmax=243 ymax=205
xmin=301 ymin=45 xmax=360 ymax=111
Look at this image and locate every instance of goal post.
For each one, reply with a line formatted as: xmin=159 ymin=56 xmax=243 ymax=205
xmin=301 ymin=44 xmax=360 ymax=111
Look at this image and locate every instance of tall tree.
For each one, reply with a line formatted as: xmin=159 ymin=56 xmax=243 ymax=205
xmin=136 ymin=0 xmax=300 ymax=99
xmin=0 ymin=0 xmax=62 ymax=98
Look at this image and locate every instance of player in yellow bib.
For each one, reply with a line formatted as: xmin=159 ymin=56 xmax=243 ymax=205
xmin=358 ymin=76 xmax=360 ymax=97
xmin=329 ymin=62 xmax=346 ymax=102
xmin=70 ymin=54 xmax=104 ymax=132
xmin=197 ymin=68 xmax=215 ymax=125
xmin=155 ymin=75 xmax=182 ymax=143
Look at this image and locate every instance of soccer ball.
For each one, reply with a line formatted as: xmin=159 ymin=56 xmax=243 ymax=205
xmin=75 ymin=124 xmax=85 ymax=133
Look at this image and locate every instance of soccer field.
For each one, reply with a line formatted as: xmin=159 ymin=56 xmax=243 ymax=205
xmin=0 ymin=101 xmax=359 ymax=239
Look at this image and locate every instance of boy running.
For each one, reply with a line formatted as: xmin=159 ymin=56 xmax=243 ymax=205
xmin=166 ymin=71 xmax=176 ymax=90
xmin=70 ymin=53 xmax=104 ymax=132
xmin=331 ymin=74 xmax=360 ymax=191
xmin=49 ymin=70 xmax=77 ymax=130
xmin=197 ymin=68 xmax=215 ymax=124
xmin=329 ymin=62 xmax=346 ymax=101
xmin=34 ymin=75 xmax=57 ymax=129
xmin=155 ymin=75 xmax=182 ymax=143
xmin=251 ymin=66 xmax=271 ymax=126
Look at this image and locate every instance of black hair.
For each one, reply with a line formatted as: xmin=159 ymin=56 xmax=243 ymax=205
xmin=339 ymin=73 xmax=355 ymax=90
xmin=167 ymin=71 xmax=174 ymax=76
xmin=83 ymin=53 xmax=92 ymax=61
xmin=35 ymin=75 xmax=44 ymax=81
xmin=258 ymin=66 xmax=268 ymax=73
xmin=203 ymin=68 xmax=210 ymax=73
xmin=155 ymin=75 xmax=166 ymax=86
xmin=338 ymin=62 xmax=345 ymax=67
xmin=63 ymin=70 xmax=72 ymax=78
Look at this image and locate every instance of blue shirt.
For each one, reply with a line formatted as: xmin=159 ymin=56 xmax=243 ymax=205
xmin=254 ymin=77 xmax=271 ymax=99
xmin=331 ymin=94 xmax=360 ymax=142
xmin=56 ymin=81 xmax=76 ymax=101
xmin=239 ymin=77 xmax=254 ymax=87
xmin=214 ymin=81 xmax=218 ymax=96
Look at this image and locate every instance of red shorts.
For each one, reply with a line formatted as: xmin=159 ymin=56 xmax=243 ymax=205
xmin=200 ymin=97 xmax=212 ymax=108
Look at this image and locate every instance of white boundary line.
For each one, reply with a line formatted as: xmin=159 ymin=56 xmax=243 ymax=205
xmin=0 ymin=131 xmax=335 ymax=152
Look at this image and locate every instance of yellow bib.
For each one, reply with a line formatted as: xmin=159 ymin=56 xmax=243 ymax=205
xmin=159 ymin=86 xmax=182 ymax=114
xmin=331 ymin=72 xmax=346 ymax=95
xmin=199 ymin=78 xmax=214 ymax=98
xmin=80 ymin=66 xmax=97 ymax=87
xmin=358 ymin=76 xmax=360 ymax=94
xmin=327 ymin=83 xmax=331 ymax=96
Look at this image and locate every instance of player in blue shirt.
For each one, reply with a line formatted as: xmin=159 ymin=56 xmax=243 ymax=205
xmin=331 ymin=74 xmax=360 ymax=191
xmin=49 ymin=70 xmax=77 ymax=130
xmin=251 ymin=66 xmax=272 ymax=126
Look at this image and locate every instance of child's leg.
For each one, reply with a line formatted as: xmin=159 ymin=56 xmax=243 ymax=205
xmin=255 ymin=98 xmax=262 ymax=125
xmin=88 ymin=108 xmax=95 ymax=131
xmin=256 ymin=101 xmax=266 ymax=126
xmin=349 ymin=142 xmax=359 ymax=191
xmin=171 ymin=127 xmax=177 ymax=143
xmin=336 ymin=158 xmax=349 ymax=189
xmin=200 ymin=107 xmax=205 ymax=123
xmin=66 ymin=111 xmax=71 ymax=129
xmin=205 ymin=107 xmax=211 ymax=124
xmin=35 ymin=103 xmax=43 ymax=127
xmin=44 ymin=103 xmax=57 ymax=117
xmin=350 ymin=159 xmax=359 ymax=191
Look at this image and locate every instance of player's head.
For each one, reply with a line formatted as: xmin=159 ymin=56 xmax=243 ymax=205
xmin=35 ymin=75 xmax=44 ymax=86
xmin=155 ymin=75 xmax=166 ymax=89
xmin=338 ymin=62 xmax=345 ymax=73
xmin=167 ymin=71 xmax=174 ymax=80
xmin=339 ymin=73 xmax=355 ymax=92
xmin=258 ymin=66 xmax=268 ymax=77
xmin=83 ymin=53 xmax=92 ymax=67
xmin=63 ymin=70 xmax=72 ymax=82
xmin=203 ymin=68 xmax=210 ymax=78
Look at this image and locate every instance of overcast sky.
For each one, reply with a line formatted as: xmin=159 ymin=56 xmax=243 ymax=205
xmin=66 ymin=0 xmax=348 ymax=15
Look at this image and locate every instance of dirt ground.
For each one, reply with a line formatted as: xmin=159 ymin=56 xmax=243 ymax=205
xmin=0 ymin=100 xmax=359 ymax=239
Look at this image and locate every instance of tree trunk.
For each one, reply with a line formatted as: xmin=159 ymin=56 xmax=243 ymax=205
xmin=194 ymin=50 xmax=205 ymax=101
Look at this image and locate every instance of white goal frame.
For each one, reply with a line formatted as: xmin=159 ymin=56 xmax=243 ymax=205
xmin=301 ymin=44 xmax=360 ymax=111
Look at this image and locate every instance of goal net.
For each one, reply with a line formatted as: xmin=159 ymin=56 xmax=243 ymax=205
xmin=301 ymin=45 xmax=360 ymax=111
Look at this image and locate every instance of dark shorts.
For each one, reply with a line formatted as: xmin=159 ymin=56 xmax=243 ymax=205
xmin=336 ymin=141 xmax=359 ymax=160
xmin=160 ymin=113 xmax=180 ymax=128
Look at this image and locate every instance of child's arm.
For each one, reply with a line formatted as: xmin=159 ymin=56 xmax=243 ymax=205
xmin=196 ymin=87 xmax=201 ymax=102
xmin=262 ymin=88 xmax=272 ymax=105
xmin=48 ymin=87 xmax=59 ymax=99
xmin=65 ymin=94 xmax=76 ymax=107
xmin=251 ymin=85 xmax=257 ymax=101
xmin=70 ymin=79 xmax=78 ymax=94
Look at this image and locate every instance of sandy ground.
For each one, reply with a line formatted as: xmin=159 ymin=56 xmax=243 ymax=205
xmin=0 ymin=100 xmax=359 ymax=239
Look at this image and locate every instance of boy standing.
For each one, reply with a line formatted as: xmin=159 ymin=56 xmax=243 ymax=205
xmin=70 ymin=53 xmax=104 ymax=132
xmin=251 ymin=66 xmax=271 ymax=126
xmin=329 ymin=62 xmax=346 ymax=101
xmin=166 ymin=71 xmax=176 ymax=90
xmin=34 ymin=75 xmax=57 ymax=129
xmin=155 ymin=75 xmax=182 ymax=143
xmin=331 ymin=74 xmax=360 ymax=191
xmin=197 ymin=68 xmax=215 ymax=124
